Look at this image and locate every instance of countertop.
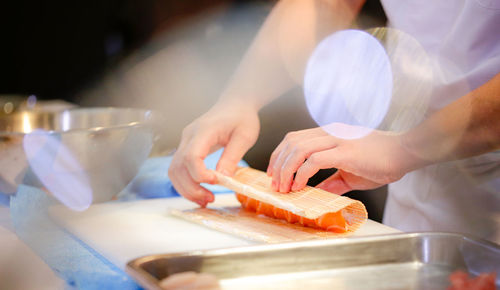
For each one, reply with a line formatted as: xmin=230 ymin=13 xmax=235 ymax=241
xmin=0 ymin=205 xmax=64 ymax=290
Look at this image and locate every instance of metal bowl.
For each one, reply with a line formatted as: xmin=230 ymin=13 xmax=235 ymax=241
xmin=0 ymin=107 xmax=155 ymax=210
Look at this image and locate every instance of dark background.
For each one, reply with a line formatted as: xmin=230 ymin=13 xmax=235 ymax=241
xmin=0 ymin=0 xmax=385 ymax=102
xmin=0 ymin=0 xmax=388 ymax=221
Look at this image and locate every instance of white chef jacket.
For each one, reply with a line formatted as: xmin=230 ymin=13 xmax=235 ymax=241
xmin=380 ymin=0 xmax=500 ymax=242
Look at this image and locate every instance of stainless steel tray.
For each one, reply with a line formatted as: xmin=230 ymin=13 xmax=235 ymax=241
xmin=126 ymin=233 xmax=500 ymax=290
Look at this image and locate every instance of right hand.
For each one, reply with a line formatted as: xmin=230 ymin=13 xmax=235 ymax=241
xmin=267 ymin=123 xmax=415 ymax=194
xmin=169 ymin=101 xmax=260 ymax=207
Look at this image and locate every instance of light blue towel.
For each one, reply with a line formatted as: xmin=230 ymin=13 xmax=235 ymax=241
xmin=9 ymin=149 xmax=246 ymax=289
xmin=122 ymin=149 xmax=247 ymax=199
xmin=0 ymin=192 xmax=9 ymax=206
xmin=11 ymin=186 xmax=139 ymax=290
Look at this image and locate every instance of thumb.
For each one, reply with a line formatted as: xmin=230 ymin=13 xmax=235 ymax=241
xmin=317 ymin=170 xmax=383 ymax=194
xmin=216 ymin=131 xmax=255 ymax=176
xmin=316 ymin=170 xmax=352 ymax=195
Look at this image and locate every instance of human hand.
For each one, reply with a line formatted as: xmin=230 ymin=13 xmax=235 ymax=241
xmin=169 ymin=101 xmax=260 ymax=207
xmin=159 ymin=271 xmax=220 ymax=290
xmin=267 ymin=123 xmax=420 ymax=194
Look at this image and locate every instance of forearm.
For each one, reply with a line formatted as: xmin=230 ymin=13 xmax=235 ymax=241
xmin=219 ymin=0 xmax=365 ymax=111
xmin=401 ymin=73 xmax=500 ymax=171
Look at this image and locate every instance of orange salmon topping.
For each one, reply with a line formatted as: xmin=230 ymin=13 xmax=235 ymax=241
xmin=235 ymin=193 xmax=347 ymax=233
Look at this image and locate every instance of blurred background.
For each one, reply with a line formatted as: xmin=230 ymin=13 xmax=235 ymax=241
xmin=0 ymin=0 xmax=388 ymax=221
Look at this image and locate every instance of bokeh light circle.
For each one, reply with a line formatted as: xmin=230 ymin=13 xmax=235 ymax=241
xmin=23 ymin=130 xmax=92 ymax=211
xmin=304 ymin=29 xmax=393 ymax=139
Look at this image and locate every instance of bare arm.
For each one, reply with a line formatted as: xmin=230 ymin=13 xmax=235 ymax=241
xmin=219 ymin=0 xmax=366 ymax=110
xmin=269 ymin=72 xmax=500 ymax=194
xmin=170 ymin=0 xmax=365 ymax=206
xmin=401 ymin=72 xmax=500 ymax=171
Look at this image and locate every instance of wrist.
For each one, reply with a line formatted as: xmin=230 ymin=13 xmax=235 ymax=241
xmin=396 ymin=132 xmax=434 ymax=173
xmin=215 ymin=93 xmax=261 ymax=114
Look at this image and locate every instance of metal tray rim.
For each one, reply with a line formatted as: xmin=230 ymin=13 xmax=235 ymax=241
xmin=128 ymin=231 xmax=498 ymax=265
xmin=126 ymin=232 xmax=499 ymax=290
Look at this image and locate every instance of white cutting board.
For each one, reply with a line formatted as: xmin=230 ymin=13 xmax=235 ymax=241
xmin=49 ymin=194 xmax=399 ymax=270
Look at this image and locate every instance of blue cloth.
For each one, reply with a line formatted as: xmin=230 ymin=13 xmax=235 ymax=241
xmin=9 ymin=149 xmax=247 ymax=289
xmin=0 ymin=192 xmax=9 ymax=206
xmin=10 ymin=186 xmax=139 ymax=290
xmin=123 ymin=149 xmax=248 ymax=199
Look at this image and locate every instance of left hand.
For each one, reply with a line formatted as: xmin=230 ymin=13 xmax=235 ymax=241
xmin=159 ymin=271 xmax=220 ymax=290
xmin=267 ymin=123 xmax=419 ymax=194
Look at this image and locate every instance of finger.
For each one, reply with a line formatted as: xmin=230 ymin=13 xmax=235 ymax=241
xmin=170 ymin=139 xmax=209 ymax=205
xmin=170 ymin=170 xmax=200 ymax=206
xmin=159 ymin=272 xmax=198 ymax=289
xmin=269 ymin=134 xmax=296 ymax=189
xmin=184 ymin=135 xmax=217 ymax=185
xmin=271 ymin=143 xmax=292 ymax=191
xmin=267 ymin=128 xmax=326 ymax=176
xmin=278 ymin=154 xmax=301 ymax=193
xmin=216 ymin=130 xmax=256 ymax=176
xmin=279 ymin=136 xmax=338 ymax=192
xmin=171 ymin=166 xmax=213 ymax=206
xmin=190 ymin=273 xmax=220 ymax=289
xmin=267 ymin=137 xmax=288 ymax=176
xmin=169 ymin=168 xmax=195 ymax=204
xmin=292 ymin=149 xmax=341 ymax=191
xmin=317 ymin=170 xmax=383 ymax=194
xmin=179 ymin=168 xmax=214 ymax=206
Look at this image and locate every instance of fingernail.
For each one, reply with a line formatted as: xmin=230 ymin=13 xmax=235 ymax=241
xmin=218 ymin=168 xmax=231 ymax=176
xmin=271 ymin=180 xmax=277 ymax=191
xmin=208 ymin=172 xmax=218 ymax=184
